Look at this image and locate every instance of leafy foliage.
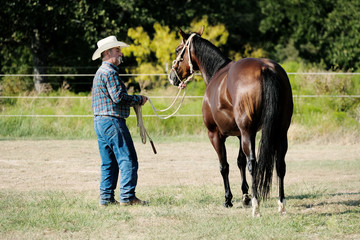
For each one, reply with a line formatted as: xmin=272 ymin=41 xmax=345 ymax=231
xmin=322 ymin=0 xmax=360 ymax=70
xmin=122 ymin=16 xmax=230 ymax=89
xmin=0 ymin=0 xmax=359 ymax=93
xmin=259 ymin=0 xmax=360 ymax=70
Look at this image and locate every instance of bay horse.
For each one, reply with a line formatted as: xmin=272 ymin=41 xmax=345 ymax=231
xmin=168 ymin=27 xmax=293 ymax=217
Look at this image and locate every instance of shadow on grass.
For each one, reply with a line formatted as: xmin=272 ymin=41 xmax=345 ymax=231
xmin=289 ymin=191 xmax=360 ymax=216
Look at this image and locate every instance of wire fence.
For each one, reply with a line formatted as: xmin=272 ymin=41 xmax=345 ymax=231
xmin=1 ymin=95 xmax=359 ymax=99
xmin=0 ymin=94 xmax=359 ymax=118
xmin=0 ymin=114 xmax=203 ymax=118
xmin=1 ymin=72 xmax=359 ymax=118
xmin=1 ymin=72 xmax=360 ymax=77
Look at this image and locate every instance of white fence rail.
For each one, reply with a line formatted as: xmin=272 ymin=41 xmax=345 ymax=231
xmin=0 ymin=114 xmax=202 ymax=118
xmin=1 ymin=72 xmax=360 ymax=77
xmin=1 ymin=95 xmax=359 ymax=99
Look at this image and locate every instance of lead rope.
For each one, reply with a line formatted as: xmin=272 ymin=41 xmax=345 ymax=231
xmin=133 ymin=85 xmax=190 ymax=155
xmin=134 ymin=105 xmax=157 ymax=154
xmin=147 ymin=87 xmax=186 ymax=120
xmin=133 ymin=86 xmax=187 ymax=155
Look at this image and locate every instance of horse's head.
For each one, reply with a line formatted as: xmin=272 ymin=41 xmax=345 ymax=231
xmin=168 ymin=27 xmax=204 ymax=87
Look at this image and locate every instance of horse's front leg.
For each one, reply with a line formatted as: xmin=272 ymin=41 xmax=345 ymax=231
xmin=237 ymin=136 xmax=251 ymax=207
xmin=208 ymin=130 xmax=232 ymax=207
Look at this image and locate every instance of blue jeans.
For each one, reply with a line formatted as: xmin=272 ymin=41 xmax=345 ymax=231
xmin=94 ymin=116 xmax=138 ymax=204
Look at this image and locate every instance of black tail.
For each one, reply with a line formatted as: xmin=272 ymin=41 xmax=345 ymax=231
xmin=256 ymin=68 xmax=283 ymax=200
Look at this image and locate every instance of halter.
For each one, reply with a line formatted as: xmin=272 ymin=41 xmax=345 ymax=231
xmin=136 ymin=34 xmax=197 ymax=154
xmin=168 ymin=33 xmax=197 ymax=85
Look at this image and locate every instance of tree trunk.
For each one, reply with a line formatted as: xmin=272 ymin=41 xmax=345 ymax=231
xmin=32 ymin=29 xmax=52 ymax=93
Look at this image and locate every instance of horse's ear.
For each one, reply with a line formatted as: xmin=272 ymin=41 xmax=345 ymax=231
xmin=197 ymin=26 xmax=205 ymax=36
xmin=179 ymin=28 xmax=188 ymax=40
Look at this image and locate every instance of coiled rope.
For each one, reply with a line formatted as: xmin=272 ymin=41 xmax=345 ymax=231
xmin=133 ymin=86 xmax=188 ymax=155
xmin=133 ymin=105 xmax=157 ymax=154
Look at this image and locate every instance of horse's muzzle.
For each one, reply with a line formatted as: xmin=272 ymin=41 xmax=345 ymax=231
xmin=168 ymin=71 xmax=180 ymax=86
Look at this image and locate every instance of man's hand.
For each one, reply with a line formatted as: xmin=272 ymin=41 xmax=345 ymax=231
xmin=178 ymin=82 xmax=187 ymax=89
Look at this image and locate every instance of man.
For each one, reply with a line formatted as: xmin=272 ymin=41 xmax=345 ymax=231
xmin=92 ymin=36 xmax=148 ymax=206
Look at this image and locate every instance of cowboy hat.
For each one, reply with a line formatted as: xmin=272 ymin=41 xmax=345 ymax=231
xmin=92 ymin=36 xmax=130 ymax=60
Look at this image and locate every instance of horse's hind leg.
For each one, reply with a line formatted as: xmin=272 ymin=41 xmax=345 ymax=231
xmin=276 ymin=135 xmax=288 ymax=214
xmin=237 ymin=136 xmax=251 ymax=207
xmin=240 ymin=130 xmax=260 ymax=217
xmin=208 ymin=130 xmax=233 ymax=207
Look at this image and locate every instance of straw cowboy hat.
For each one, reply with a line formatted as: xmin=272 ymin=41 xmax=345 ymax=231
xmin=92 ymin=36 xmax=130 ymax=60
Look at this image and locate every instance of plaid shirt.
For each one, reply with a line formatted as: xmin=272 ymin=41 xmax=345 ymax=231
xmin=92 ymin=62 xmax=142 ymax=118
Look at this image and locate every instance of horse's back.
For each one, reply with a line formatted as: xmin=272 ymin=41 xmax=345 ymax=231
xmin=227 ymin=58 xmax=292 ymax=131
xmin=203 ymin=58 xmax=292 ymax=136
xmin=227 ymin=58 xmax=287 ymax=96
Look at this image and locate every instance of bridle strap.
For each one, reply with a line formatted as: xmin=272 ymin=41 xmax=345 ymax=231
xmin=169 ymin=33 xmax=197 ymax=84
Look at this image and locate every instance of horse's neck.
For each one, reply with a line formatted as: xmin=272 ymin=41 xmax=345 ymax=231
xmin=200 ymin=60 xmax=232 ymax=85
xmin=194 ymin=41 xmax=231 ymax=85
xmin=204 ymin=61 xmax=233 ymax=85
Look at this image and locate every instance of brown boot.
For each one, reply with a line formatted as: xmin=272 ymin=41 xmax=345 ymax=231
xmin=120 ymin=197 xmax=149 ymax=206
xmin=99 ymin=200 xmax=120 ymax=207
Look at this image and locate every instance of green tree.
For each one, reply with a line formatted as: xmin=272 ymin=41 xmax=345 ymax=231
xmin=322 ymin=0 xmax=360 ymax=70
xmin=0 ymin=0 xmax=140 ymax=93
xmin=119 ymin=0 xmax=263 ymax=60
xmin=259 ymin=0 xmax=360 ymax=70
xmin=0 ymin=0 xmax=265 ymax=93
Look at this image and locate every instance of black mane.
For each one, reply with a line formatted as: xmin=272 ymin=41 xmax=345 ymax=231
xmin=192 ymin=35 xmax=232 ymax=82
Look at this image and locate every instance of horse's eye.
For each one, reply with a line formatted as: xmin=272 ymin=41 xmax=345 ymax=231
xmin=176 ymin=46 xmax=183 ymax=55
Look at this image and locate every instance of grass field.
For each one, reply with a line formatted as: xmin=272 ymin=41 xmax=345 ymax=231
xmin=0 ymin=140 xmax=359 ymax=239
xmin=0 ymin=71 xmax=359 ymax=239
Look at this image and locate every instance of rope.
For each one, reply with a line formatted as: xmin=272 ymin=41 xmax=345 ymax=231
xmin=133 ymin=80 xmax=192 ymax=154
xmin=147 ymin=88 xmax=187 ymax=119
xmin=132 ymin=34 xmax=197 ymax=153
xmin=149 ymin=87 xmax=184 ymax=112
xmin=133 ymin=105 xmax=157 ymax=154
xmin=132 ymin=85 xmax=188 ymax=154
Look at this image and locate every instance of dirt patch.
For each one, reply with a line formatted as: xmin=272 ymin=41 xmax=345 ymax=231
xmin=0 ymin=140 xmax=359 ymax=193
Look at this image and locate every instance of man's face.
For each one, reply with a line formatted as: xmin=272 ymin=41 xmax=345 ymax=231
xmin=106 ymin=47 xmax=123 ymax=66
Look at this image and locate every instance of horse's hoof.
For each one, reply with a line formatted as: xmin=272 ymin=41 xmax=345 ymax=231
xmin=278 ymin=199 xmax=287 ymax=215
xmin=252 ymin=211 xmax=261 ymax=217
xmin=252 ymin=198 xmax=261 ymax=217
xmin=223 ymin=202 xmax=233 ymax=208
xmin=242 ymin=194 xmax=252 ymax=208
xmin=279 ymin=210 xmax=287 ymax=215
